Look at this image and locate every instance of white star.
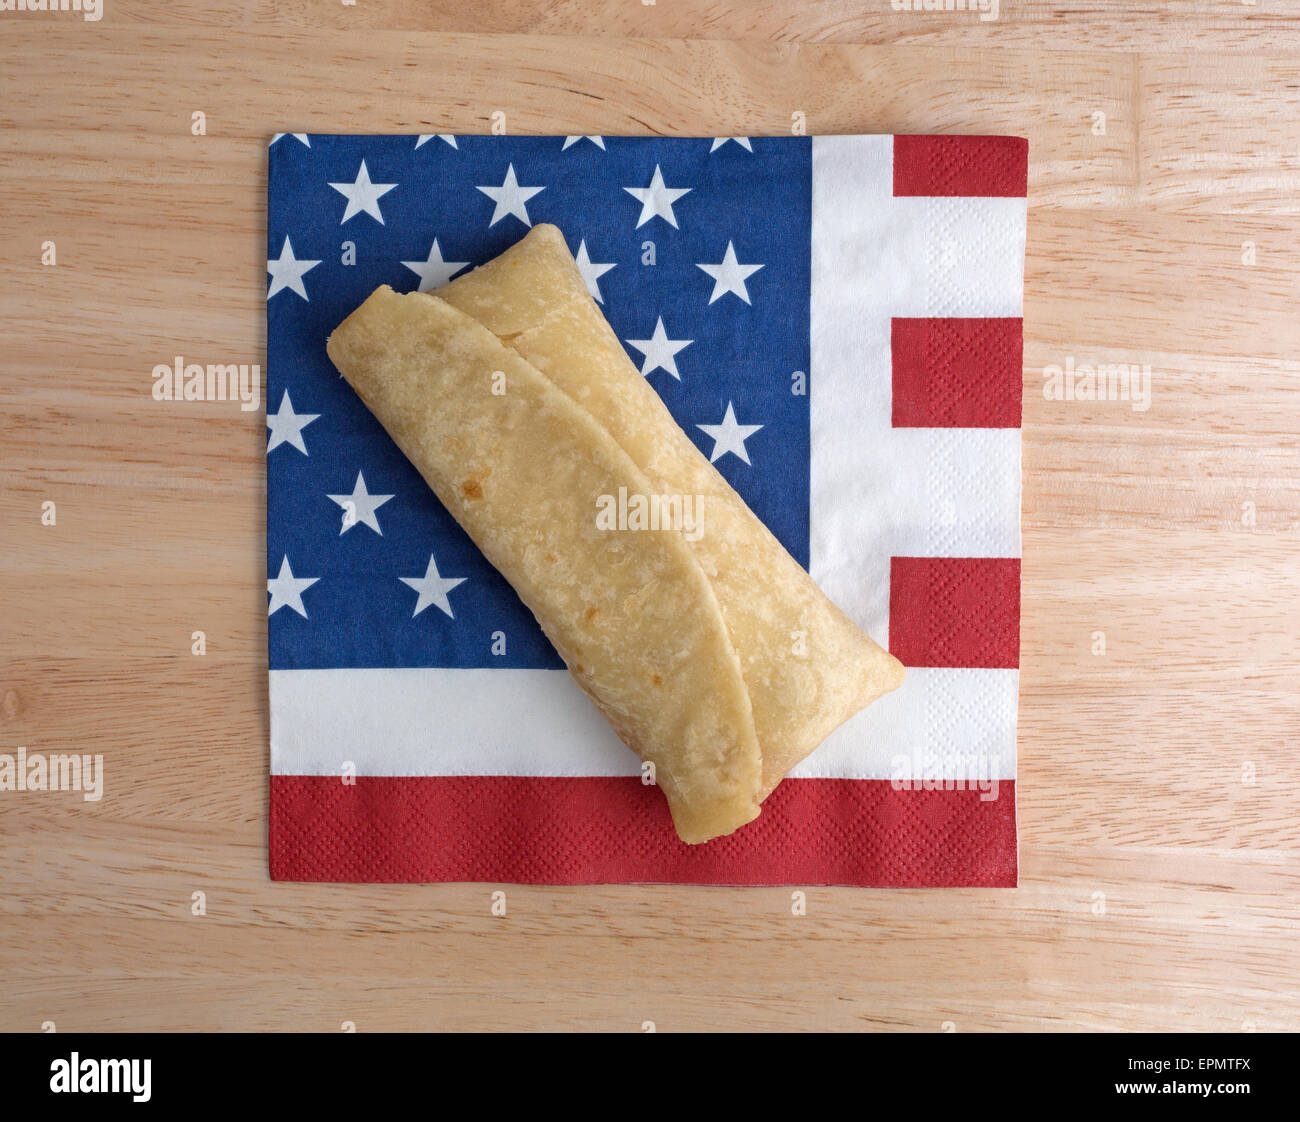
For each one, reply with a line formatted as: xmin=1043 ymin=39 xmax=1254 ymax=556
xmin=268 ymin=555 xmax=319 ymax=618
xmin=401 ymin=237 xmax=471 ymax=292
xmin=476 ymin=163 xmax=545 ymax=227
xmin=266 ymin=236 xmax=321 ymax=302
xmin=562 ymin=135 xmax=605 ymax=150
xmin=400 ymin=554 xmax=467 ymax=619
xmin=697 ymin=241 xmax=764 ymax=305
xmin=266 ymin=389 xmax=319 ymax=454
xmin=329 ymin=159 xmax=398 ymax=225
xmin=697 ymin=402 xmax=764 ymax=465
xmin=271 ymin=133 xmax=310 ymax=147
xmin=624 ymin=165 xmax=692 ymax=229
xmin=415 ymin=134 xmax=458 ymax=149
xmin=709 ymin=137 xmax=753 ymax=153
xmin=573 ymin=240 xmax=615 ymax=304
xmin=327 ymin=471 xmax=394 ymax=535
xmin=625 ymin=317 xmax=692 ymax=380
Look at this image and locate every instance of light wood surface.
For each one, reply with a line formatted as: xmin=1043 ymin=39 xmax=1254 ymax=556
xmin=1 ymin=2 xmax=1297 ymax=1033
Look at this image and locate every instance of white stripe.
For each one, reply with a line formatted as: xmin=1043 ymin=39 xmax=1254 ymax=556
xmin=814 ymin=426 xmax=1021 ymax=562
xmin=788 ymin=667 xmax=1018 ymax=782
xmin=271 ymin=667 xmax=1015 ymax=781
xmin=271 ymin=668 xmax=635 ymax=777
xmin=888 ymin=196 xmax=1027 ymax=318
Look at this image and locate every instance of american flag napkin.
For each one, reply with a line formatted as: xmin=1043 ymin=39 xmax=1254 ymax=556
xmin=266 ymin=133 xmax=1025 ymax=886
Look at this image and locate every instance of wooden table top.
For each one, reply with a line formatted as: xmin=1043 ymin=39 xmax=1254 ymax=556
xmin=1 ymin=2 xmax=1297 ymax=1032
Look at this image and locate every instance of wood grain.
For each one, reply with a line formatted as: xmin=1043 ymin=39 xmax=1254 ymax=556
xmin=1 ymin=4 xmax=1297 ymax=1033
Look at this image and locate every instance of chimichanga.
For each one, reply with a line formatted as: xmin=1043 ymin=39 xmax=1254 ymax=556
xmin=327 ymin=287 xmax=763 ymax=843
xmin=435 ymin=225 xmax=905 ymax=798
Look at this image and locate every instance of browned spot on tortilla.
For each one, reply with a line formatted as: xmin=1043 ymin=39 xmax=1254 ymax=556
xmin=585 ymin=606 xmax=599 ymax=622
xmin=459 ymin=465 xmax=492 ymax=499
xmin=650 ymin=673 xmax=663 ymax=688
xmin=545 ymin=552 xmax=557 ymax=564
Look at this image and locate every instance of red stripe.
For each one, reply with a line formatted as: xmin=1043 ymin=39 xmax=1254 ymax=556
xmin=892 ymin=317 xmax=1023 ymax=428
xmin=893 ymin=135 xmax=1028 ymax=197
xmin=890 ymin=557 xmax=1021 ymax=668
xmin=269 ymin=775 xmax=1017 ymax=887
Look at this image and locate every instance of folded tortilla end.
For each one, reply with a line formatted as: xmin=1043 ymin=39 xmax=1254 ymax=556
xmin=675 ymin=803 xmax=761 ymax=846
